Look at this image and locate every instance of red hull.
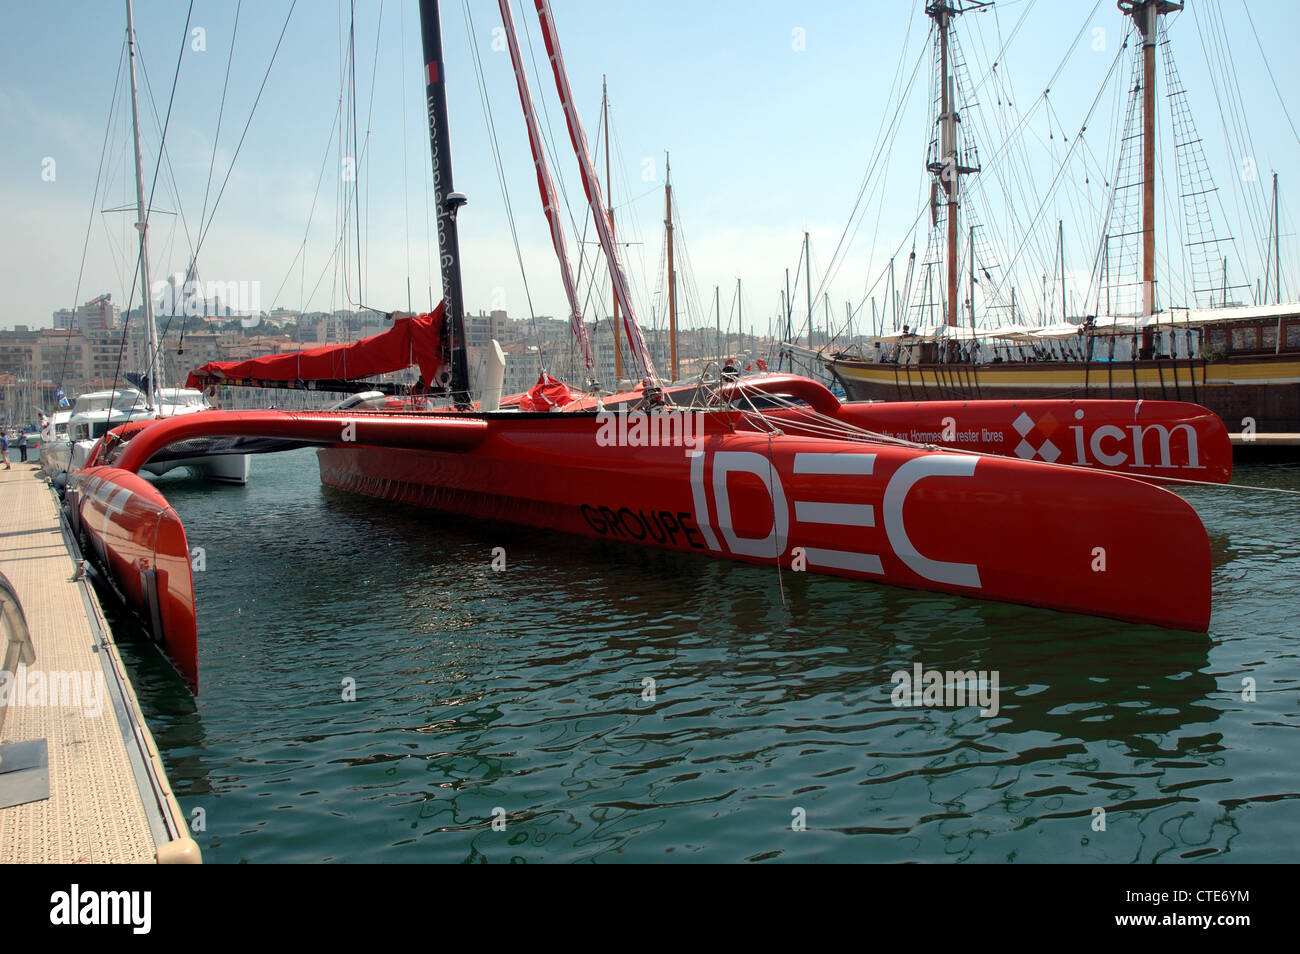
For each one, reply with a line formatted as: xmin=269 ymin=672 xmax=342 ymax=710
xmin=574 ymin=375 xmax=1233 ymax=485
xmin=67 ymin=468 xmax=199 ymax=691
xmin=314 ymin=412 xmax=1211 ymax=631
xmin=828 ymin=398 xmax=1230 ymax=484
xmin=69 ymin=402 xmax=1214 ymax=692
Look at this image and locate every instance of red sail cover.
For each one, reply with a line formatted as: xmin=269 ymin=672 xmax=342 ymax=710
xmin=186 ymin=306 xmax=446 ymax=389
xmin=518 ymin=371 xmax=573 ymax=411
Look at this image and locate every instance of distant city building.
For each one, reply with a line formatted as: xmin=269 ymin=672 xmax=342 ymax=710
xmin=52 ymin=294 xmax=120 ymax=335
xmin=4 ymin=297 xmax=779 ymax=420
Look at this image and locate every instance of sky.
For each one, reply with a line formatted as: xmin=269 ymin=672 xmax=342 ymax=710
xmin=1 ymin=0 xmax=1297 ymax=341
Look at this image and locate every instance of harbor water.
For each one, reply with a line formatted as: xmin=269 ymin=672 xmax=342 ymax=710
xmin=114 ymin=448 xmax=1300 ymax=862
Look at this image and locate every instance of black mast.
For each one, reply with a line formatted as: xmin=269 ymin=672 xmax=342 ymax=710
xmin=418 ymin=0 xmax=471 ymax=407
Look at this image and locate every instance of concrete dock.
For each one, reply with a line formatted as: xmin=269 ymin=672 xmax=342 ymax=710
xmin=1230 ymin=432 xmax=1300 ymax=447
xmin=0 ymin=459 xmax=198 ymax=863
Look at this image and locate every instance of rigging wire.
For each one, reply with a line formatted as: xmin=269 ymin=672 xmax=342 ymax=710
xmin=813 ymin=7 xmax=928 ymax=312
xmin=461 ymin=0 xmax=547 ymax=373
xmin=983 ymin=37 xmax=1129 ymax=309
xmin=192 ymin=0 xmax=298 ymax=265
xmin=267 ymin=101 xmax=345 ymax=312
xmin=57 ymin=41 xmax=126 ymax=396
xmin=1240 ymin=0 xmax=1300 ymax=150
xmin=133 ymin=1 xmax=296 ymax=402
xmin=197 ymin=0 xmax=241 ymax=258
xmin=110 ymin=0 xmax=196 ymax=415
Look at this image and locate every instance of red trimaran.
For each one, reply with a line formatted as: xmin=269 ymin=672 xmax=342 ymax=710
xmin=68 ymin=0 xmax=1230 ymax=693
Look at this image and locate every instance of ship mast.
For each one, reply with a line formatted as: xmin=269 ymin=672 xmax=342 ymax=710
xmin=665 ymin=153 xmax=678 ymax=381
xmin=418 ymin=0 xmax=471 ymax=407
xmin=926 ymin=1 xmax=983 ymax=328
xmin=1120 ymin=0 xmax=1182 ymax=318
xmin=804 ymin=231 xmax=813 ymax=346
xmin=125 ymin=0 xmax=161 ymax=412
xmin=603 ymin=77 xmax=623 ymax=384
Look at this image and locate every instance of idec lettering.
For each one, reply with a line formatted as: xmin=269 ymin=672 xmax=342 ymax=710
xmin=578 ymin=450 xmax=986 ymax=589
xmin=691 ymin=449 xmax=983 ymax=588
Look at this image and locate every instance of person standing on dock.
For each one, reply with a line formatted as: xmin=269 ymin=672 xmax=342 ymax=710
xmin=17 ymin=432 xmax=27 ymax=462
xmin=1 ymin=432 xmax=9 ymax=470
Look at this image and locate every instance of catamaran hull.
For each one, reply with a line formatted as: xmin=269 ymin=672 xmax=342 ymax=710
xmin=142 ymin=452 xmax=250 ymax=485
xmin=315 ymin=416 xmax=1212 ymax=632
xmin=65 ymin=467 xmax=199 ymax=691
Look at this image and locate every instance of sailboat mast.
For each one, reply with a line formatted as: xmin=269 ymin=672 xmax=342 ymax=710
xmin=125 ymin=0 xmax=160 ymax=411
xmin=969 ymin=223 xmax=976 ymax=330
xmin=804 ymin=231 xmax=813 ymax=346
xmin=665 ymin=153 xmax=677 ymax=381
xmin=715 ymin=285 xmax=721 ymax=360
xmin=939 ymin=6 xmax=958 ymax=328
xmin=418 ymin=0 xmax=471 ymax=406
xmin=1122 ymin=0 xmax=1182 ymax=317
xmin=784 ymin=270 xmax=791 ymax=340
xmin=1275 ymin=171 xmax=1281 ymax=305
xmin=1275 ymin=172 xmax=1283 ymax=354
xmin=604 ymin=77 xmax=623 ymax=383
xmin=1104 ymin=238 xmax=1110 ymax=315
xmin=1059 ymin=219 xmax=1066 ymax=320
xmin=1141 ymin=5 xmax=1156 ymax=316
xmin=925 ymin=2 xmax=984 ymax=328
xmin=737 ymin=278 xmax=743 ymax=361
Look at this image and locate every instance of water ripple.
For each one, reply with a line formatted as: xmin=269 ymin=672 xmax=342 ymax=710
xmin=105 ymin=452 xmax=1300 ymax=862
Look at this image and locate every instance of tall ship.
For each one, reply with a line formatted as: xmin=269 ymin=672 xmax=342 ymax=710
xmin=826 ymin=0 xmax=1300 ymax=434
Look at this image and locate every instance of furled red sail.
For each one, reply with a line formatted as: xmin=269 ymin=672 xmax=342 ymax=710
xmin=498 ymin=0 xmax=593 ymax=372
xmin=517 ymin=370 xmax=574 ymax=412
xmin=186 ymin=307 xmax=446 ymax=390
xmin=533 ymin=0 xmax=660 ymax=387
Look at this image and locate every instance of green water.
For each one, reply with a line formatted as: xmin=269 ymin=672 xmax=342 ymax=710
xmin=116 ymin=449 xmax=1300 ymax=862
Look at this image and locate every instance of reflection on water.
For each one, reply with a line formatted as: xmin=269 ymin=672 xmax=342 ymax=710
xmin=110 ymin=452 xmax=1300 ymax=862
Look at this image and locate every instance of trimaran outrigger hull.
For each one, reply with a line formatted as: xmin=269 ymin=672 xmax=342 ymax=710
xmin=66 ymin=402 xmax=1213 ymax=692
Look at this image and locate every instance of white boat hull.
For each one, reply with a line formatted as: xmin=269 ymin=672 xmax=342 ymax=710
xmin=142 ymin=453 xmax=250 ymax=485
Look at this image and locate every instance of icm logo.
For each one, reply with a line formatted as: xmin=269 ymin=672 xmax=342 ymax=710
xmin=1014 ymin=409 xmax=1203 ymax=470
xmin=1011 ymin=411 xmax=1062 ymax=463
xmin=50 ymin=884 xmax=151 ymax=934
